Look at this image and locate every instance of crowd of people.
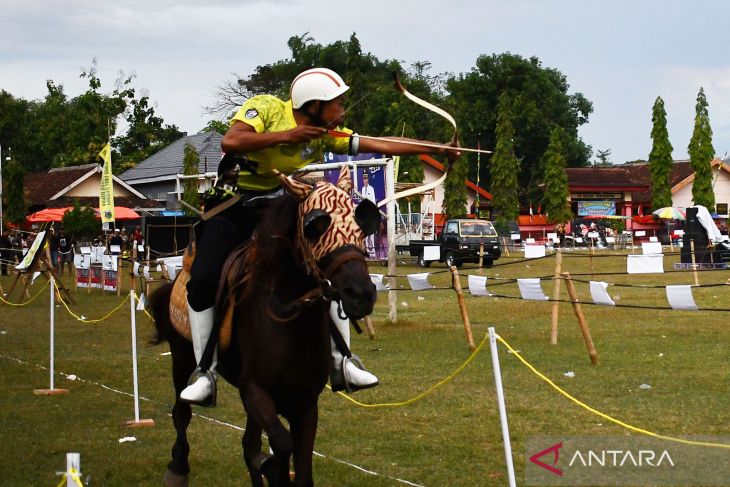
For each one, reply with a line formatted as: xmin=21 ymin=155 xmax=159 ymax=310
xmin=0 ymin=225 xmax=146 ymax=277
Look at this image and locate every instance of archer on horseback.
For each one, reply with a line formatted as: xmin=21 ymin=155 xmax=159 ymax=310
xmin=181 ymin=67 xmax=459 ymax=405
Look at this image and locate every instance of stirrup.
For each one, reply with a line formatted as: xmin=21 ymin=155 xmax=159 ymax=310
xmin=180 ymin=368 xmax=217 ymax=407
xmin=330 ymin=355 xmax=379 ymax=393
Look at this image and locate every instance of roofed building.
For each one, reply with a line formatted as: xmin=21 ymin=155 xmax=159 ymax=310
xmin=24 ymin=163 xmax=156 ymax=214
xmin=119 ymin=131 xmax=223 ymax=204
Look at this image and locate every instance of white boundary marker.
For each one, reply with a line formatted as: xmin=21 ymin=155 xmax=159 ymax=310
xmin=488 ymin=327 xmax=517 ymax=487
xmin=33 ymin=277 xmax=69 ymax=396
xmin=125 ymin=290 xmax=154 ymax=427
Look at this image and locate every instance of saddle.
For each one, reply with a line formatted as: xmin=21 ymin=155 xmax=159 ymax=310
xmin=168 ymin=243 xmax=241 ymax=352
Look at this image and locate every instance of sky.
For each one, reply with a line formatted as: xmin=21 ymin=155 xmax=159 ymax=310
xmin=2 ymin=0 xmax=729 ymax=164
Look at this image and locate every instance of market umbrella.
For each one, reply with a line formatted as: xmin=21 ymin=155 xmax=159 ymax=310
xmin=652 ymin=207 xmax=685 ymax=220
xmin=652 ymin=207 xmax=685 ymax=251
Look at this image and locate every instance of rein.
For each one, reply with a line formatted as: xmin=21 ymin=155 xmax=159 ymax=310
xmin=266 ymin=244 xmax=367 ymax=323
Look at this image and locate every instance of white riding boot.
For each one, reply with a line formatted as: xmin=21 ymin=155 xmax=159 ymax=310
xmin=179 ymin=301 xmax=217 ymax=405
xmin=329 ymin=300 xmax=379 ymax=392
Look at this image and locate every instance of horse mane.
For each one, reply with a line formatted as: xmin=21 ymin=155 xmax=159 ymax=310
xmin=226 ymin=193 xmax=303 ymax=303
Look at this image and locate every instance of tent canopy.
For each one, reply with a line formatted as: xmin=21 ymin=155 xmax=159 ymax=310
xmin=26 ymin=206 xmax=141 ymax=223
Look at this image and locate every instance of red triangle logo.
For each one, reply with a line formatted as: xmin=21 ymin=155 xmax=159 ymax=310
xmin=529 ymin=442 xmax=563 ymax=476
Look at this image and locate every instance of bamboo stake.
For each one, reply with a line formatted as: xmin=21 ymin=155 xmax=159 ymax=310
xmin=561 ymin=271 xmax=598 ymax=365
xmin=450 ymin=266 xmax=475 ymax=351
xmin=550 ymin=250 xmax=563 ymax=345
xmin=363 ymin=315 xmax=376 ymax=339
xmin=478 ymin=242 xmax=484 ymax=275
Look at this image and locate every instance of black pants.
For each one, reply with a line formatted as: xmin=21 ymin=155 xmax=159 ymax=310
xmin=186 ymin=202 xmax=266 ymax=312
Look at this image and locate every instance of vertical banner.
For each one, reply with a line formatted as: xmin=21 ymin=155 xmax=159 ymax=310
xmin=324 ymin=153 xmax=387 ymax=260
xmin=98 ymin=142 xmax=116 ymax=224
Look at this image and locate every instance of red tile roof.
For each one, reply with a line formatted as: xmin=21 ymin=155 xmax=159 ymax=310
xmin=418 ymin=154 xmax=493 ymax=200
xmin=24 ymin=164 xmax=99 ymax=206
xmin=23 ymin=164 xmax=155 ymax=211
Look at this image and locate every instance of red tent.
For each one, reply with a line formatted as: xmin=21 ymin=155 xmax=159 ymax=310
xmin=26 ymin=207 xmax=141 ymax=223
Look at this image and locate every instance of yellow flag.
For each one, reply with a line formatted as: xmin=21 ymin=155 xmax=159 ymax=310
xmin=98 ymin=143 xmax=115 ymax=223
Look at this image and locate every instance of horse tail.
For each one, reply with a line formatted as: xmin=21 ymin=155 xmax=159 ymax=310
xmin=148 ymin=282 xmax=175 ymax=345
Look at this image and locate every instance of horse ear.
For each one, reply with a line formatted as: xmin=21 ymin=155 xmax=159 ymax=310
xmin=302 ymin=209 xmax=332 ymax=241
xmin=275 ymin=170 xmax=312 ymax=200
xmin=355 ymin=199 xmax=380 ymax=236
xmin=336 ymin=165 xmax=352 ymax=193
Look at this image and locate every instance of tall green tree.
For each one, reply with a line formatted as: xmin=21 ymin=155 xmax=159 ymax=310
xmin=447 ymin=53 xmax=592 ymax=203
xmin=181 ymin=143 xmax=201 ymax=216
xmin=489 ymin=94 xmax=521 ymax=230
xmin=3 ymin=157 xmax=26 ymax=225
xmin=648 ymin=96 xmax=673 ymax=210
xmin=442 ymin=157 xmax=468 ymax=219
xmin=688 ymin=87 xmax=715 ymax=208
xmin=541 ymin=127 xmax=573 ymax=224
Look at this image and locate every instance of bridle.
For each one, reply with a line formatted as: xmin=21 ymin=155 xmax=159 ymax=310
xmin=266 ymin=244 xmax=368 ymax=323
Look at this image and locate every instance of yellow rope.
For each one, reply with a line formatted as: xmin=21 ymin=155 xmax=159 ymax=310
xmin=333 ymin=333 xmax=489 ymax=408
xmin=54 ymin=281 xmax=130 ymax=323
xmin=55 ymin=468 xmax=83 ymax=487
xmin=132 ymin=293 xmax=155 ymax=321
xmin=0 ymin=279 xmax=51 ymax=306
xmin=497 ymin=335 xmax=730 ymax=449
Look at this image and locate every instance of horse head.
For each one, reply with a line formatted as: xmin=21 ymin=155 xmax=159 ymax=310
xmin=277 ymin=166 xmax=379 ymax=319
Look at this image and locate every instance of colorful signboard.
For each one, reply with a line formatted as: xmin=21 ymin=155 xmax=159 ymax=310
xmin=577 ymin=200 xmax=616 ymax=216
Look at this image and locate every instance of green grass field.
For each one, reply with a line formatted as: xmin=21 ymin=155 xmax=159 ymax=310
xmin=1 ymin=251 xmax=728 ymax=486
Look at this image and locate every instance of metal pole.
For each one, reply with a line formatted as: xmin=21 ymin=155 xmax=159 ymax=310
xmin=129 ymin=290 xmax=140 ymax=422
xmin=50 ymin=277 xmax=55 ymax=390
xmin=488 ymin=327 xmax=517 ymax=487
xmin=385 ymin=158 xmax=397 ymax=323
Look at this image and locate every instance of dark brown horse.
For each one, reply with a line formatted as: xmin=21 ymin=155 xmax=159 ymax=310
xmin=150 ymin=169 xmax=379 ymax=487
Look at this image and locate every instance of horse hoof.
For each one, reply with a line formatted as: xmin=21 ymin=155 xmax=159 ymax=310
xmin=163 ymin=468 xmax=189 ymax=487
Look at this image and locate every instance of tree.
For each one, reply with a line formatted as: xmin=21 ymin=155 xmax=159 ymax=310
xmin=688 ymin=87 xmax=715 ymax=208
xmin=447 ymin=53 xmax=592 ymax=203
xmin=442 ymin=155 xmax=468 ymax=219
xmin=0 ymin=60 xmax=181 ymax=173
xmin=489 ymin=94 xmax=521 ymax=231
xmin=3 ymin=157 xmax=25 ymax=225
xmin=62 ymin=200 xmax=99 ymax=241
xmin=541 ymin=127 xmax=573 ymax=224
xmin=594 ymin=149 xmax=612 ymax=166
xmin=648 ymin=97 xmax=673 ymax=210
xmin=202 ymin=120 xmax=229 ymax=135
xmin=181 ymin=143 xmax=201 ymax=215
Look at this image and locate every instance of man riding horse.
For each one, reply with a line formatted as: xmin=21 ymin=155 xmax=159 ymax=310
xmin=182 ymin=67 xmax=458 ymax=405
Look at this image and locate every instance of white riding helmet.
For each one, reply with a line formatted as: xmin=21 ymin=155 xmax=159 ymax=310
xmin=290 ymin=68 xmax=350 ymax=109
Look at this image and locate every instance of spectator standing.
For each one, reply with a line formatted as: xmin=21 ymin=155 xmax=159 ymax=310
xmin=0 ymin=230 xmax=12 ymax=276
xmin=109 ymin=229 xmax=124 ymax=254
xmin=58 ymin=229 xmax=74 ymax=276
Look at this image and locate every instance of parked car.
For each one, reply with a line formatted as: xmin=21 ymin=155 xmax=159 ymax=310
xmin=408 ymin=219 xmax=502 ymax=267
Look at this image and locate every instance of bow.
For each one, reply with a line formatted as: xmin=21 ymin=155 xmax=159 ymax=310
xmin=376 ymin=72 xmax=460 ymax=208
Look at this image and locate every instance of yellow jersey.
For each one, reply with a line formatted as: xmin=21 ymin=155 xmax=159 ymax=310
xmin=230 ymin=95 xmax=352 ymax=191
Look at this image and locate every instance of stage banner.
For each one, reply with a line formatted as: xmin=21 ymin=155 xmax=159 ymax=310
xmin=577 ymin=200 xmax=616 ymax=216
xmin=323 ymin=153 xmax=387 ymax=259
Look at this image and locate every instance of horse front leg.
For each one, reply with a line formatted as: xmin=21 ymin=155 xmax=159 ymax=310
xmin=240 ymin=381 xmax=293 ymax=487
xmin=163 ymin=399 xmax=192 ymax=487
xmin=289 ymin=402 xmax=318 ymax=487
xmin=164 ymin=339 xmax=196 ymax=487
xmin=242 ymin=416 xmax=266 ymax=487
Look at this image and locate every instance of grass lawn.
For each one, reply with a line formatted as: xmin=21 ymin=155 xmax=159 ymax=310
xmin=0 ymin=250 xmax=728 ymax=486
